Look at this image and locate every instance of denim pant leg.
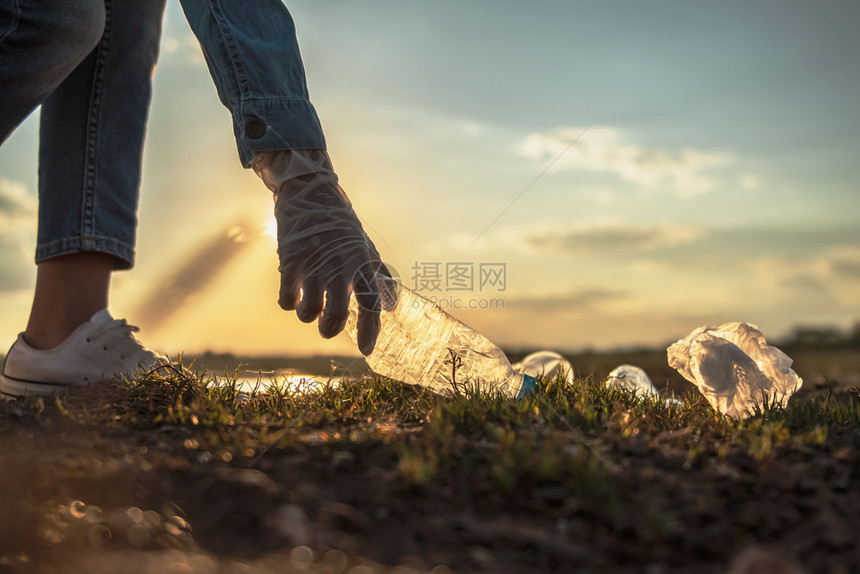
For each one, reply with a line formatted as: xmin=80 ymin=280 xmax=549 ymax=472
xmin=179 ymin=0 xmax=326 ymax=166
xmin=0 ymin=0 xmax=105 ymax=144
xmin=36 ymin=0 xmax=167 ymax=270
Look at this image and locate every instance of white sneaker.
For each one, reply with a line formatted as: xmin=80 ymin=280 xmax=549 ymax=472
xmin=0 ymin=309 xmax=171 ymax=399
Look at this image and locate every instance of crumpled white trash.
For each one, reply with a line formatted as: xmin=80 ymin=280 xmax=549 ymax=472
xmin=513 ymin=351 xmax=574 ymax=385
xmin=605 ymin=365 xmax=682 ymax=406
xmin=605 ymin=364 xmax=659 ymax=397
xmin=667 ymin=322 xmax=803 ymax=418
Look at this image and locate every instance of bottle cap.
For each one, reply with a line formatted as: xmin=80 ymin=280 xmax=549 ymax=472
xmin=515 ymin=373 xmax=536 ymax=399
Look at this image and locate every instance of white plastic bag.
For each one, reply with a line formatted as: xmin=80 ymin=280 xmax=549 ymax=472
xmin=513 ymin=351 xmax=574 ymax=385
xmin=667 ymin=322 xmax=802 ymax=418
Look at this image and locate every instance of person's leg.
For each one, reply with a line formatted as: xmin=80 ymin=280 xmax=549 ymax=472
xmin=0 ymin=0 xmax=106 ymax=144
xmin=23 ymin=253 xmax=114 ymax=350
xmin=0 ymin=1 xmax=111 ymax=349
xmin=28 ymin=0 xmax=167 ymax=348
xmin=1 ymin=0 xmax=170 ymax=397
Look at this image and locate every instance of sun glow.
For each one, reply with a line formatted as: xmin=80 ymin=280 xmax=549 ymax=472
xmin=263 ymin=217 xmax=278 ymax=239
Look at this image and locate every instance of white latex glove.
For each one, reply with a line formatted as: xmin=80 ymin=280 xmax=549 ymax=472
xmin=252 ymin=149 xmax=389 ymax=355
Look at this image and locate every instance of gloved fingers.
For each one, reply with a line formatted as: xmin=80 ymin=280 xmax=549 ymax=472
xmin=296 ymin=276 xmax=324 ymax=323
xmin=361 ymin=237 xmax=398 ymax=310
xmin=378 ymin=274 xmax=399 ymax=313
xmin=267 ymin=152 xmax=389 ymax=353
xmin=318 ymin=275 xmax=349 ymax=339
xmin=278 ymin=264 xmax=303 ymax=311
xmin=355 ymin=305 xmax=381 ymax=357
xmin=352 ymin=260 xmax=382 ymax=311
xmin=352 ymin=263 xmax=382 ymax=355
xmin=364 ymin=236 xmax=388 ymax=275
xmin=374 ymin=259 xmax=392 ymax=278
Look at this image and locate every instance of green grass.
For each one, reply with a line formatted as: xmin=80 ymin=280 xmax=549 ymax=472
xmin=58 ymin=363 xmax=860 ymax=457
xmin=55 ymin=366 xmax=860 ymax=516
xmin=4 ymin=364 xmax=859 ymax=572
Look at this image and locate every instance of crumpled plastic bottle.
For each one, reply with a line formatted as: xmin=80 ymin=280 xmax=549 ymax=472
xmin=513 ymin=351 xmax=574 ymax=385
xmin=605 ymin=365 xmax=682 ymax=406
xmin=605 ymin=365 xmax=659 ymax=396
xmin=345 ymin=280 xmax=535 ymax=399
xmin=667 ymin=322 xmax=802 ymax=418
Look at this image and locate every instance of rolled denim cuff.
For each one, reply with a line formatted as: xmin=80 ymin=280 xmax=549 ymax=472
xmin=36 ymin=237 xmax=135 ymax=270
xmin=235 ymin=98 xmax=327 ymax=167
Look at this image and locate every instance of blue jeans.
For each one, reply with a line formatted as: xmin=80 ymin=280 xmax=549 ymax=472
xmin=0 ymin=0 xmax=325 ymax=269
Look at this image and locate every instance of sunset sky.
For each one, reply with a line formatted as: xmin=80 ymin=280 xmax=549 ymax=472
xmin=1 ymin=0 xmax=859 ymax=358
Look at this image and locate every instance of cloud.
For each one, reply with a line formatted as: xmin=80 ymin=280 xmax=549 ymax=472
xmin=779 ymin=274 xmax=830 ymax=296
xmin=160 ymin=32 xmax=206 ymax=66
xmin=738 ymin=174 xmax=761 ymax=190
xmin=134 ymin=222 xmax=259 ymax=331
xmin=589 ymin=225 xmax=860 ymax=275
xmin=524 ymin=221 xmax=705 ymax=255
xmin=460 ymin=120 xmax=484 ymax=137
xmin=519 ymin=127 xmax=733 ymax=197
xmin=0 ymin=178 xmax=35 ymax=217
xmin=0 ymin=235 xmax=33 ymax=292
xmin=506 ymin=288 xmax=626 ymax=312
xmin=746 ymin=245 xmax=860 ymax=307
xmin=831 ymin=256 xmax=860 ymax=279
xmin=0 ymin=179 xmax=36 ymax=292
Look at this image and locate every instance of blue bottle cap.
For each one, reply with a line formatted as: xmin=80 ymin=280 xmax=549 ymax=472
xmin=516 ymin=373 xmax=537 ymax=399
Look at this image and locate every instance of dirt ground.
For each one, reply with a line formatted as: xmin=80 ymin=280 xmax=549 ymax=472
xmin=0 ymin=351 xmax=858 ymax=574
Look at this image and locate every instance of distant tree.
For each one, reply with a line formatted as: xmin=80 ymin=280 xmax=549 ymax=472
xmin=782 ymin=326 xmax=846 ymax=348
xmin=850 ymin=322 xmax=860 ymax=347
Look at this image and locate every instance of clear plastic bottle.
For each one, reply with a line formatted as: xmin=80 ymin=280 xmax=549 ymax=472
xmin=346 ymin=280 xmax=535 ymax=399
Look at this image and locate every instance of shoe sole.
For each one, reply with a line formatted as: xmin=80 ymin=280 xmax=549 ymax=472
xmin=0 ymin=371 xmax=71 ymax=400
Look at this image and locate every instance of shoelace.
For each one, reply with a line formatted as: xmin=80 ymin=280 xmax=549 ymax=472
xmin=84 ymin=319 xmax=154 ymax=363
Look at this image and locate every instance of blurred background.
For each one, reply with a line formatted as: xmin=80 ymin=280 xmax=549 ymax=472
xmin=1 ymin=0 xmax=858 ymax=360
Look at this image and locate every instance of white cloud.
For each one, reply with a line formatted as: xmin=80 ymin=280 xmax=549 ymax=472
xmin=433 ymin=219 xmax=706 ymax=261
xmin=0 ymin=179 xmax=36 ymax=292
xmin=748 ymin=246 xmax=860 ymax=307
xmin=506 ymin=288 xmax=627 ymax=312
xmin=184 ymin=33 xmax=206 ymax=66
xmin=159 ymin=33 xmax=206 ymax=66
xmin=524 ymin=220 xmax=706 ymax=255
xmin=162 ymin=36 xmax=180 ymax=54
xmin=520 ymin=127 xmax=733 ymax=197
xmin=0 ymin=178 xmax=35 ymax=219
xmin=738 ymin=173 xmax=761 ymax=190
xmin=460 ymin=120 xmax=484 ymax=137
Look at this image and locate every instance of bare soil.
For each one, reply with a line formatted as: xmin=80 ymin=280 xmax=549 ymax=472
xmin=0 ymin=350 xmax=858 ymax=574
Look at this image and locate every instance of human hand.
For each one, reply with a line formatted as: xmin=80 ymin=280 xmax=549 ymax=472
xmin=254 ymin=150 xmax=389 ymax=355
